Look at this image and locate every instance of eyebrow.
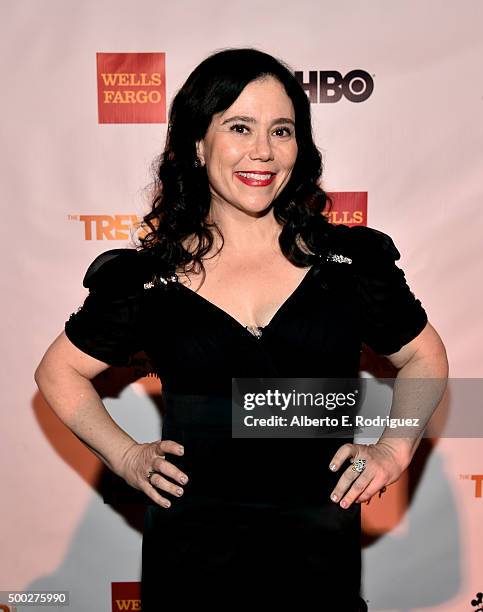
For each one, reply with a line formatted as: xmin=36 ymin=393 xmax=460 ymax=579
xmin=220 ymin=115 xmax=295 ymax=127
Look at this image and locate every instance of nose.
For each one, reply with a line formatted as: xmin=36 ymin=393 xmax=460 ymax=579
xmin=248 ymin=131 xmax=274 ymax=161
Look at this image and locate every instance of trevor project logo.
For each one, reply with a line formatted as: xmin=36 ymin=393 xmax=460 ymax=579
xmin=97 ymin=53 xmax=166 ymax=124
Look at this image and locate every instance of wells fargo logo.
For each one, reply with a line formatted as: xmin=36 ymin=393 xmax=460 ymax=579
xmin=460 ymin=473 xmax=483 ymax=497
xmin=111 ymin=582 xmax=141 ymax=611
xmin=325 ymin=191 xmax=367 ymax=227
xmin=97 ymin=52 xmax=166 ymax=124
xmin=68 ymin=193 xmax=367 ymax=240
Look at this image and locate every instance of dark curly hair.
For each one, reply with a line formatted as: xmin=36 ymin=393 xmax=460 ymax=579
xmin=137 ymin=47 xmax=333 ymax=274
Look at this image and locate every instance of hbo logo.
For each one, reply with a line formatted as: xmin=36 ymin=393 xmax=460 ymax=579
xmin=294 ymin=70 xmax=374 ymax=103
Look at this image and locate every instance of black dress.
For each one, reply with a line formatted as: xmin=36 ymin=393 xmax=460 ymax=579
xmin=64 ymin=223 xmax=428 ymax=611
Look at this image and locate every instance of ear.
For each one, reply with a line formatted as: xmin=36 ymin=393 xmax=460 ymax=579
xmin=195 ymin=140 xmax=205 ymax=166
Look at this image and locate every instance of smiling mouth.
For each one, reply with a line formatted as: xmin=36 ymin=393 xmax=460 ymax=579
xmin=234 ymin=171 xmax=276 ymax=186
xmin=236 ymin=171 xmax=275 ymax=180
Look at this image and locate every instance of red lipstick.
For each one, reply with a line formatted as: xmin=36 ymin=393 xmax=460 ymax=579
xmin=234 ymin=171 xmax=276 ymax=187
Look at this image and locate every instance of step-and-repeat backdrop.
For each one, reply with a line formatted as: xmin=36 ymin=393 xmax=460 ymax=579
xmin=1 ymin=1 xmax=482 ymax=610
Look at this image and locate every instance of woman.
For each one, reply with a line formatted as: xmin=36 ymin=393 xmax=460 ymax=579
xmin=35 ymin=48 xmax=448 ymax=610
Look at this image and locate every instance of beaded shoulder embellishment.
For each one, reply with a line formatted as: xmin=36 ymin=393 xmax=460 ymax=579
xmin=143 ymin=272 xmax=179 ymax=290
xmin=325 ymin=252 xmax=352 ymax=264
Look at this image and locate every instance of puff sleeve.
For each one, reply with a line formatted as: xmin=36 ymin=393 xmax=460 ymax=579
xmin=342 ymin=226 xmax=428 ymax=356
xmin=64 ymin=249 xmax=146 ymax=367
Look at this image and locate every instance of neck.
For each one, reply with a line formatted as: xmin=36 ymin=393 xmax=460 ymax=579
xmin=206 ymin=200 xmax=282 ymax=255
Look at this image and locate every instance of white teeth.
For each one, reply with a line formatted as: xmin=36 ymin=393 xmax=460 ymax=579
xmin=237 ymin=172 xmax=274 ymax=180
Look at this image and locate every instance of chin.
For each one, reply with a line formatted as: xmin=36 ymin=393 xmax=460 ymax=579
xmin=240 ymin=201 xmax=274 ymax=214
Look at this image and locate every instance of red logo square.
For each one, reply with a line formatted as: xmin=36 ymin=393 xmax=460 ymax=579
xmin=97 ymin=53 xmax=166 ymax=124
xmin=326 ymin=191 xmax=368 ymax=226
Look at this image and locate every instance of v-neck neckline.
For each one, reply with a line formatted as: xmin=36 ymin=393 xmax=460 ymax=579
xmin=174 ymin=264 xmax=318 ymax=340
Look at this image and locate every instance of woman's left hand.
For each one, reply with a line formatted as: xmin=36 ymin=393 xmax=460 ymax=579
xmin=328 ymin=440 xmax=412 ymax=508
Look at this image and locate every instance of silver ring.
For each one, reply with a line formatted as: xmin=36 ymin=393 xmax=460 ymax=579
xmin=351 ymin=458 xmax=367 ymax=473
xmin=146 ymin=455 xmax=166 ymax=481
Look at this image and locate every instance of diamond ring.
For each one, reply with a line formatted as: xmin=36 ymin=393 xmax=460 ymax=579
xmin=351 ymin=458 xmax=367 ymax=474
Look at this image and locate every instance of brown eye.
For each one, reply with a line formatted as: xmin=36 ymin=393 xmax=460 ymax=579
xmin=273 ymin=127 xmax=292 ymax=137
xmin=230 ymin=124 xmax=249 ymax=134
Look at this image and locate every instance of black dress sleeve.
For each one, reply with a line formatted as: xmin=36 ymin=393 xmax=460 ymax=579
xmin=64 ymin=248 xmax=146 ymax=367
xmin=343 ymin=226 xmax=428 ymax=356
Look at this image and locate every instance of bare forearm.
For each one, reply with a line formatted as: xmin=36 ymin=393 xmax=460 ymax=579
xmin=34 ymin=365 xmax=137 ymax=475
xmin=377 ymin=353 xmax=449 ymax=465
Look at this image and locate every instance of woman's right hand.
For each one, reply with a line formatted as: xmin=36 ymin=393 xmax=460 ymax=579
xmin=118 ymin=439 xmax=189 ymax=508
